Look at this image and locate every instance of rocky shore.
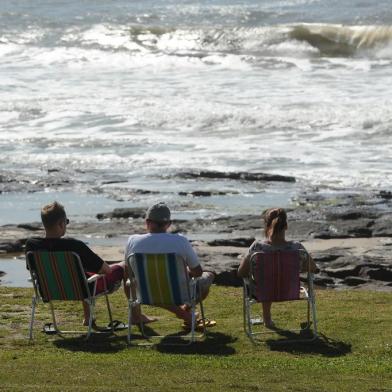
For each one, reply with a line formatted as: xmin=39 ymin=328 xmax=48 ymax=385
xmin=1 ymin=185 xmax=392 ymax=291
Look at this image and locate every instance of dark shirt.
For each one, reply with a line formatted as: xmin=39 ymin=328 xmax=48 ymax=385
xmin=25 ymin=237 xmax=104 ymax=273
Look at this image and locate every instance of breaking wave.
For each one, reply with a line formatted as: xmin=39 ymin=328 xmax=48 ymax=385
xmin=79 ymin=23 xmax=392 ymax=59
xmin=289 ymin=24 xmax=392 ymax=57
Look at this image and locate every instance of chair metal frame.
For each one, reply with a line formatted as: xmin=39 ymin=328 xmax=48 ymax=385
xmin=26 ymin=251 xmax=117 ymax=340
xmin=243 ymin=250 xmax=318 ymax=344
xmin=126 ymin=253 xmax=206 ymax=345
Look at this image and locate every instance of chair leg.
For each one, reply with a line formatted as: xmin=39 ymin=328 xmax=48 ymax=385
xmin=243 ymin=283 xmax=255 ymax=339
xmin=302 ymin=298 xmax=311 ymax=330
xmin=243 ymin=285 xmax=249 ymax=335
xmin=29 ymin=296 xmax=37 ymax=341
xmin=49 ymin=302 xmax=60 ymax=333
xmin=190 ymin=302 xmax=196 ymax=342
xmin=199 ymin=301 xmax=207 ymax=334
xmin=85 ymin=299 xmax=95 ymax=340
xmin=104 ymin=294 xmax=114 ymax=333
xmin=127 ymin=301 xmax=132 ymax=344
xmin=310 ymin=296 xmax=318 ymax=338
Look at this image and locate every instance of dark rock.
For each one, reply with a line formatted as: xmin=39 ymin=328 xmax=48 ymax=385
xmin=0 ymin=174 xmax=13 ymax=183
xmin=96 ymin=208 xmax=145 ymax=220
xmin=313 ymin=231 xmax=351 ymax=239
xmin=0 ymin=271 xmax=5 ymax=278
xmin=312 ymin=276 xmax=335 ymax=286
xmin=379 ymin=191 xmax=392 ymax=200
xmin=17 ymin=223 xmax=42 ymax=231
xmin=372 ymin=214 xmax=392 ymax=237
xmin=214 ymin=270 xmax=242 ymax=287
xmin=324 ymin=265 xmax=362 ymax=279
xmin=211 ymin=215 xmax=262 ymax=231
xmin=326 ymin=256 xmax=362 ymax=269
xmin=347 ymin=226 xmax=373 ymax=237
xmin=326 ymin=209 xmax=380 ymax=221
xmin=343 ymin=276 xmax=368 ymax=286
xmin=313 ymin=219 xmax=374 ymax=238
xmin=101 ymin=180 xmax=128 ymax=185
xmin=287 ymin=221 xmax=329 ymax=239
xmin=179 ymin=191 xmax=212 ymax=197
xmin=360 ymin=267 xmax=392 ymax=282
xmin=177 ymin=170 xmax=296 ymax=183
xmin=134 ymin=189 xmax=159 ymax=195
xmin=179 ymin=191 xmax=228 ymax=197
xmin=0 ymin=239 xmax=25 ymax=253
xmin=312 ymin=249 xmax=345 ymax=263
xmin=222 ymin=252 xmax=242 ymax=258
xmin=207 ymin=238 xmax=255 ymax=247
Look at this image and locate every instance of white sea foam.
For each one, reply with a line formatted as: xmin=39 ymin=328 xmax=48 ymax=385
xmin=1 ymin=1 xmax=392 ymax=205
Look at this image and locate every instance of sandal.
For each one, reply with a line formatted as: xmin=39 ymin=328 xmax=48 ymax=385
xmin=42 ymin=323 xmax=57 ymax=335
xmin=182 ymin=318 xmax=217 ymax=332
xmin=107 ymin=320 xmax=128 ymax=330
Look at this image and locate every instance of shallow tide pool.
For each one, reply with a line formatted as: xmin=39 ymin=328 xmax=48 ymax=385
xmin=0 ymin=258 xmax=31 ymax=288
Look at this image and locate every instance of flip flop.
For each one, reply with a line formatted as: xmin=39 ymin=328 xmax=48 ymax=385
xmin=250 ymin=317 xmax=263 ymax=325
xmin=182 ymin=318 xmax=217 ymax=332
xmin=107 ymin=320 xmax=128 ymax=331
xmin=42 ymin=323 xmax=57 ymax=335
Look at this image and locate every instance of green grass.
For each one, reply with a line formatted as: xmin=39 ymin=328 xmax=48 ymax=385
xmin=1 ymin=286 xmax=392 ymax=391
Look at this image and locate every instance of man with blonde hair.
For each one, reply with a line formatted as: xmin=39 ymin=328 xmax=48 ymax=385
xmin=26 ymin=201 xmax=155 ymax=327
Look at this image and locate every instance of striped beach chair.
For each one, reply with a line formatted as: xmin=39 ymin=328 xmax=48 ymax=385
xmin=26 ymin=251 xmax=116 ymax=340
xmin=243 ymin=250 xmax=318 ymax=343
xmin=126 ymin=253 xmax=206 ymax=345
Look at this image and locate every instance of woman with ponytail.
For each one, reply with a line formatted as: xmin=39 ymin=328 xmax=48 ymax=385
xmin=238 ymin=207 xmax=317 ymax=328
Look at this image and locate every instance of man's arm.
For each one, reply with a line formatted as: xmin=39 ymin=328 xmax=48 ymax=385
xmin=188 ymin=265 xmax=203 ymax=278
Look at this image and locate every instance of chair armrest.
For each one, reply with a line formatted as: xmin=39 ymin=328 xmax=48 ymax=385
xmin=125 ymin=277 xmax=137 ymax=287
xmin=87 ymin=274 xmax=104 ymax=283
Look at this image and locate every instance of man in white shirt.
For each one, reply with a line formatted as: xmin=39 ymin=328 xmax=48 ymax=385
xmin=125 ymin=203 xmax=215 ymax=328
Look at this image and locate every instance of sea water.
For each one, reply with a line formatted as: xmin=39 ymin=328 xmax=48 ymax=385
xmin=1 ymin=0 xmax=392 ymax=223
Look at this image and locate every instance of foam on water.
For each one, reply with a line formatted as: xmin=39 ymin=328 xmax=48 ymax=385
xmin=1 ymin=0 xmax=392 ymax=218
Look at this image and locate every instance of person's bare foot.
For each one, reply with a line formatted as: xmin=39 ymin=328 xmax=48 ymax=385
xmin=82 ymin=318 xmax=95 ymax=327
xmin=131 ymin=314 xmax=158 ymax=324
xmin=82 ymin=319 xmax=104 ymax=331
xmin=177 ymin=305 xmax=199 ymax=324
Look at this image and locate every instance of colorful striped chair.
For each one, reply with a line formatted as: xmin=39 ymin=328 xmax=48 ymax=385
xmin=26 ymin=251 xmax=117 ymax=340
xmin=126 ymin=253 xmax=206 ymax=345
xmin=243 ymin=250 xmax=318 ymax=343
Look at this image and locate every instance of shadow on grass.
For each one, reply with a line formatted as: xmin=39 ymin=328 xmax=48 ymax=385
xmin=155 ymin=331 xmax=237 ymax=356
xmin=52 ymin=332 xmax=129 ymax=353
xmin=265 ymin=329 xmax=351 ymax=357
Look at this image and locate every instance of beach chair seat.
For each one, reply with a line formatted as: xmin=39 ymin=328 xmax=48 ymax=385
xmin=243 ymin=249 xmax=318 ymax=343
xmin=26 ymin=251 xmax=118 ymax=340
xmin=126 ymin=253 xmax=207 ymax=345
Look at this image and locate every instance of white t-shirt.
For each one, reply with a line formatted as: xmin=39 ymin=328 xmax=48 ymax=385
xmin=125 ymin=233 xmax=200 ymax=269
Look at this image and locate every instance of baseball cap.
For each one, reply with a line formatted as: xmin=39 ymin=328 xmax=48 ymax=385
xmin=145 ymin=203 xmax=171 ymax=222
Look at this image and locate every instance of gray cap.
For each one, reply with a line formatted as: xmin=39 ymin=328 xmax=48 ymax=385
xmin=145 ymin=203 xmax=171 ymax=222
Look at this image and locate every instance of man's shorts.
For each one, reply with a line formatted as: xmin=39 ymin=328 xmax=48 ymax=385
xmin=86 ymin=264 xmax=124 ymax=294
xmin=196 ymin=271 xmax=215 ymax=301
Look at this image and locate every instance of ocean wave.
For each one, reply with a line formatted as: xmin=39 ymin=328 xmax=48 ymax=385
xmin=82 ymin=23 xmax=392 ymax=59
xmin=289 ymin=24 xmax=392 ymax=57
xmin=2 ymin=23 xmax=392 ymax=67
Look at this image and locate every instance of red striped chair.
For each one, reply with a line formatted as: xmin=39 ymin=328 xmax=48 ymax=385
xmin=243 ymin=250 xmax=318 ymax=343
xmin=26 ymin=251 xmax=116 ymax=340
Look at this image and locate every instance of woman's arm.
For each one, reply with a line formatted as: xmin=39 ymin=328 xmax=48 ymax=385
xmin=237 ymin=254 xmax=251 ymax=278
